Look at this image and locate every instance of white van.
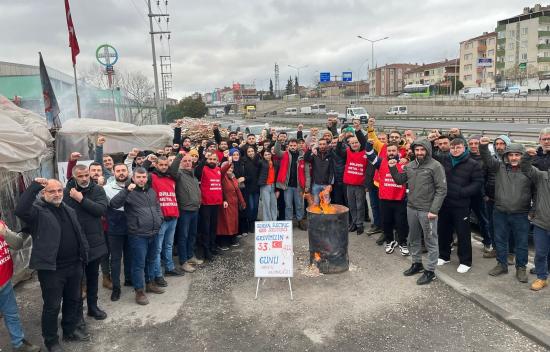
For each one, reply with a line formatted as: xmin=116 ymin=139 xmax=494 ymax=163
xmin=501 ymin=86 xmax=528 ymax=98
xmin=459 ymin=87 xmax=492 ymax=99
xmin=284 ymin=107 xmax=298 ymax=115
xmin=386 ymin=106 xmax=408 ymax=115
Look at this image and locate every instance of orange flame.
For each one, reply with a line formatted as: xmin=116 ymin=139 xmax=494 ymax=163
xmin=306 ymin=185 xmax=336 ymax=214
xmin=313 ymin=252 xmax=321 ymax=262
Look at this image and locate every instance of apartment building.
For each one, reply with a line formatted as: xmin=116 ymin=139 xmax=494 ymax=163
xmin=403 ymin=59 xmax=460 ymax=86
xmin=459 ymin=32 xmax=497 ymax=88
xmin=368 ymin=64 xmax=418 ymax=96
xmin=496 ymin=4 xmax=550 ymax=88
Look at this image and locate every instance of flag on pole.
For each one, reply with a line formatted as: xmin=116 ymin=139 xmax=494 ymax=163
xmin=65 ymin=0 xmax=80 ymax=65
xmin=39 ymin=52 xmax=62 ymax=129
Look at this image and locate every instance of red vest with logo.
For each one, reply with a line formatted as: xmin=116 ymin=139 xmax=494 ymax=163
xmin=151 ymin=173 xmax=180 ymax=218
xmin=343 ymin=148 xmax=368 ymax=186
xmin=200 ymin=166 xmax=223 ymax=205
xmin=0 ymin=235 xmax=14 ymax=287
xmin=378 ymin=159 xmax=407 ymax=201
xmin=276 ymin=151 xmax=307 ymax=189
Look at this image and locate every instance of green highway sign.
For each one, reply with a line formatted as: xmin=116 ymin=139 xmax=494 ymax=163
xmin=519 ymin=62 xmax=527 ymax=70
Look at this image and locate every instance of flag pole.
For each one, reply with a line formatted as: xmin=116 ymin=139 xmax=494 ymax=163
xmin=72 ymin=63 xmax=81 ymax=118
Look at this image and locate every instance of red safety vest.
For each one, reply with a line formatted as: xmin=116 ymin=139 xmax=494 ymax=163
xmin=343 ymin=148 xmax=368 ymax=186
xmin=0 ymin=235 xmax=14 ymax=288
xmin=200 ymin=166 xmax=223 ymax=205
xmin=378 ymin=159 xmax=407 ymax=201
xmin=151 ymin=173 xmax=180 ymax=218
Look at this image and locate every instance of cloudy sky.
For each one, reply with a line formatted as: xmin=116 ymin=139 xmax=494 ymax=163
xmin=0 ymin=0 xmax=538 ymax=97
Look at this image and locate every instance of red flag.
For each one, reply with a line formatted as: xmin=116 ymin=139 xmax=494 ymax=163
xmin=272 ymin=241 xmax=282 ymax=249
xmin=65 ymin=0 xmax=80 ymax=65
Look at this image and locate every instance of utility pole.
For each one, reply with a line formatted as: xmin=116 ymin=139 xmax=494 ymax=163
xmin=274 ymin=63 xmax=280 ymax=98
xmin=147 ymin=0 xmax=170 ymax=123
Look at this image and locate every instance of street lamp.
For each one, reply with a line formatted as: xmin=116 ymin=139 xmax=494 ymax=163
xmin=288 ymin=64 xmax=308 ymax=92
xmin=357 ymin=35 xmax=389 ymax=71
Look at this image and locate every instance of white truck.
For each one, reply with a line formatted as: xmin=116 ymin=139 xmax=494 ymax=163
xmin=300 ymin=106 xmax=312 ymax=115
xmin=338 ymin=106 xmax=369 ymax=124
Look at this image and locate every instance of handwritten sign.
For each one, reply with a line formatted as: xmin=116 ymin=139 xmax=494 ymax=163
xmin=254 ymin=221 xmax=293 ymax=278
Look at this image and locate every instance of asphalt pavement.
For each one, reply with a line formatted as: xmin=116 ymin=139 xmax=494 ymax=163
xmin=2 ymin=225 xmax=547 ymax=352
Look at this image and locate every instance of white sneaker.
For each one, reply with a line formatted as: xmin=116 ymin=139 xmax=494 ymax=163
xmin=385 ymin=240 xmax=398 ymax=254
xmin=242 ymin=232 xmax=249 ymax=237
xmin=437 ymin=258 xmax=450 ymax=266
xmin=457 ymin=264 xmax=471 ymax=273
xmin=399 ymin=245 xmax=410 ymax=256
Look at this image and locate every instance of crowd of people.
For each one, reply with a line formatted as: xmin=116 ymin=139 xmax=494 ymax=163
xmin=0 ymin=116 xmax=549 ymax=352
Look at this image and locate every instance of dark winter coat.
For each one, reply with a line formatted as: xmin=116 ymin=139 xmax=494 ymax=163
xmin=242 ymin=155 xmax=261 ymax=194
xmin=522 ymin=154 xmax=550 ymax=230
xmin=168 ymin=153 xmax=201 ymax=212
xmin=533 ymin=146 xmax=550 ymax=171
xmin=15 ymin=181 xmax=89 ymax=270
xmin=110 ymin=184 xmax=163 ymax=236
xmin=304 ymin=148 xmax=334 ymax=185
xmin=64 ymin=179 xmax=108 ymax=261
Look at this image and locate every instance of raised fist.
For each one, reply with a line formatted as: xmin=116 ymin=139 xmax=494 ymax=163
xmin=387 ymin=159 xmax=398 ymax=167
xmin=34 ymin=178 xmax=48 ymax=186
xmin=127 ymin=183 xmax=136 ymax=191
xmin=479 ymin=136 xmax=491 ymax=145
xmin=526 ymin=147 xmax=537 ymax=156
xmin=97 ymin=136 xmax=106 ymax=145
xmin=368 ymin=117 xmax=375 ymax=127
xmin=70 ymin=152 xmax=82 ymax=161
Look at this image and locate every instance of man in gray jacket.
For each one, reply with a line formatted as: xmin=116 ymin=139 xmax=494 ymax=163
xmin=389 ymin=139 xmax=447 ymax=285
xmin=480 ymin=137 xmax=532 ymax=283
xmin=169 ymin=152 xmax=203 ymax=273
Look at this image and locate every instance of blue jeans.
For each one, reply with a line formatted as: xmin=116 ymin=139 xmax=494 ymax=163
xmin=369 ymin=187 xmax=381 ymax=228
xmin=0 ymin=281 xmax=25 ymax=348
xmin=155 ymin=219 xmax=178 ymax=275
xmin=284 ymin=187 xmax=304 ymax=221
xmin=176 ymin=210 xmax=199 ymax=264
xmin=493 ymin=209 xmax=529 ymax=268
xmin=533 ymin=225 xmax=550 ymax=280
xmin=312 ymin=183 xmax=328 ymax=205
xmin=247 ymin=192 xmax=260 ymax=226
xmin=129 ymin=234 xmax=158 ymax=290
xmin=260 ymin=185 xmax=278 ymax=221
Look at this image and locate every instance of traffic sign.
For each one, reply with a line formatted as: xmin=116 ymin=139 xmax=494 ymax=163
xmin=96 ymin=44 xmax=119 ymax=66
xmin=519 ymin=62 xmax=527 ymax=70
xmin=320 ymin=72 xmax=330 ymax=82
xmin=342 ymin=71 xmax=353 ymax=82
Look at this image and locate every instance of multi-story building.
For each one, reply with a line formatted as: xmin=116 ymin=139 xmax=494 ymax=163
xmin=496 ymin=4 xmax=550 ymax=88
xmin=459 ymin=32 xmax=497 ymax=88
xmin=369 ymin=64 xmax=418 ymax=96
xmin=403 ymin=59 xmax=460 ymax=87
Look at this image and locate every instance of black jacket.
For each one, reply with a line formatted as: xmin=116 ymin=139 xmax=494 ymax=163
xmin=331 ymin=148 xmax=346 ymax=183
xmin=435 ymin=152 xmax=483 ymax=209
xmin=110 ymin=184 xmax=163 ymax=237
xmin=533 ymin=147 xmax=550 ymax=171
xmin=15 ymin=181 xmax=89 ymax=270
xmin=304 ymin=149 xmax=334 ymax=185
xmin=258 ymin=159 xmax=280 ymax=186
xmin=242 ymin=155 xmax=261 ymax=194
xmin=64 ymin=179 xmax=108 ymax=261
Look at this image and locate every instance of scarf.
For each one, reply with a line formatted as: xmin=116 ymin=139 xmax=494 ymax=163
xmin=450 ymin=149 xmax=469 ymax=168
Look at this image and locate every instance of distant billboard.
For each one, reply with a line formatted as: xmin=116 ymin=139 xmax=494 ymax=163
xmin=320 ymin=72 xmax=330 ymax=82
xmin=342 ymin=71 xmax=353 ymax=82
xmin=477 ymin=58 xmax=493 ymax=67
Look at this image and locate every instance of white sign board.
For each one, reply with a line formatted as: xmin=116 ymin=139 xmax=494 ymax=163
xmin=254 ymin=221 xmax=293 ymax=278
xmin=477 ymin=58 xmax=493 ymax=67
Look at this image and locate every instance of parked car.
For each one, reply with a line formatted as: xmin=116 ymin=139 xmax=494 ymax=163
xmin=386 ymin=106 xmax=408 ymax=115
xmin=284 ymin=107 xmax=298 ymax=115
xmin=459 ymin=87 xmax=492 ymax=99
xmin=501 ymin=86 xmax=528 ymax=98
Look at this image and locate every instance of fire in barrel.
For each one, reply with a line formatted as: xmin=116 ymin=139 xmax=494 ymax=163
xmin=305 ymin=186 xmax=349 ymax=274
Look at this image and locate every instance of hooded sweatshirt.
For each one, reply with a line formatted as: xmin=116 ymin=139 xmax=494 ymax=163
xmin=480 ymin=142 xmax=532 ymax=213
xmin=389 ymin=138 xmax=447 ymax=214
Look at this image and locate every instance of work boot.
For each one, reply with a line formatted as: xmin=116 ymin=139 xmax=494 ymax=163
xmin=375 ymin=233 xmax=385 ymax=245
xmin=165 ymin=268 xmax=184 ymax=277
xmin=13 ymin=339 xmax=41 ymax=352
xmin=516 ymin=267 xmax=528 ymax=283
xmin=366 ymin=225 xmax=382 ymax=236
xmin=356 ymin=226 xmax=364 ymax=236
xmin=63 ymin=328 xmax=91 ymax=342
xmin=188 ymin=256 xmax=204 ymax=265
xmin=102 ymin=274 xmax=113 ymax=290
xmin=47 ymin=343 xmax=64 ymax=352
xmin=488 ymin=264 xmax=508 ymax=276
xmin=135 ymin=289 xmax=149 ymax=305
xmin=298 ymin=219 xmax=308 ymax=231
xmin=154 ymin=276 xmax=168 ymax=287
xmin=146 ymin=282 xmax=165 ymax=294
xmin=507 ymin=253 xmax=515 ymax=266
xmin=111 ymin=286 xmax=121 ymax=301
xmin=87 ymin=304 xmax=107 ymax=320
xmin=530 ymin=279 xmax=548 ymax=291
xmin=482 ymin=248 xmax=496 ymax=258
xmin=348 ymin=224 xmax=358 ymax=232
xmin=403 ymin=263 xmax=424 ymax=276
xmin=181 ymin=262 xmax=196 ymax=273
xmin=416 ymin=270 xmax=436 ymax=285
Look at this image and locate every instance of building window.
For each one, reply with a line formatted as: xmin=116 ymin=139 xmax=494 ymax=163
xmin=507 ymin=55 xmax=514 ymax=62
xmin=488 ymin=49 xmax=495 ymax=56
xmin=488 ymin=72 xmax=494 ymax=78
xmin=464 ymin=64 xmax=472 ymax=71
xmin=521 ymin=27 xmax=528 ymax=35
xmin=521 ymin=40 xmax=528 ymax=49
xmin=498 ymin=31 xmax=505 ymax=39
xmin=508 ymin=42 xmax=514 ymax=49
xmin=545 ymin=51 xmax=550 ymax=57
xmin=508 ymin=30 xmax=515 ymax=37
xmin=488 ymin=38 xmax=495 ymax=45
xmin=464 ymin=75 xmax=472 ymax=81
xmin=464 ymin=53 xmax=473 ymax=60
xmin=521 ymin=53 xmax=528 ymax=60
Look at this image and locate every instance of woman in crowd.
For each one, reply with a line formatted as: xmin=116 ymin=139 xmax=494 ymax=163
xmin=242 ymin=146 xmax=261 ymax=235
xmin=258 ymin=149 xmax=279 ymax=221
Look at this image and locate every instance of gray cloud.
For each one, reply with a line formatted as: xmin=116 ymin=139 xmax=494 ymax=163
xmin=0 ymin=0 xmax=537 ymax=97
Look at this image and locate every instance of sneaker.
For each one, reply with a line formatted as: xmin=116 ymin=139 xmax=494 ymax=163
xmin=507 ymin=253 xmax=515 ymax=266
xmin=488 ymin=264 xmax=508 ymax=276
xmin=366 ymin=225 xmax=382 ymax=236
xmin=385 ymin=240 xmax=398 ymax=254
xmin=218 ymin=245 xmax=230 ymax=251
xmin=13 ymin=339 xmax=41 ymax=352
xmin=416 ymin=270 xmax=436 ymax=285
xmin=154 ymin=276 xmax=168 ymax=287
xmin=135 ymin=289 xmax=149 ymax=305
xmin=231 ymin=238 xmax=240 ymax=247
xmin=242 ymin=232 xmax=249 ymax=237
xmin=482 ymin=244 xmax=492 ymax=253
xmin=530 ymin=279 xmax=548 ymax=291
xmin=181 ymin=262 xmax=197 ymax=273
xmin=188 ymin=256 xmax=204 ymax=265
xmin=482 ymin=249 xmax=496 ymax=258
xmin=437 ymin=258 xmax=450 ymax=266
xmin=516 ymin=267 xmax=528 ymax=283
xmin=375 ymin=233 xmax=385 ymax=246
xmin=146 ymin=282 xmax=165 ymax=294
xmin=165 ymin=268 xmax=185 ymax=277
xmin=403 ymin=263 xmax=424 ymax=276
xmin=399 ymin=245 xmax=410 ymax=256
xmin=457 ymin=264 xmax=471 ymax=273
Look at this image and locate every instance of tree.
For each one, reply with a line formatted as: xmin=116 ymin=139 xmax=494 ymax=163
xmin=285 ymin=76 xmax=293 ymax=95
xmin=269 ymin=79 xmax=274 ymax=97
xmin=178 ymin=95 xmax=207 ymax=119
xmin=294 ymin=76 xmax=299 ymax=95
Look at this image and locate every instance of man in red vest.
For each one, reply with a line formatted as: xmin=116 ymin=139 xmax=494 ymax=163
xmin=366 ymin=141 xmax=410 ymax=256
xmin=0 ymin=221 xmax=41 ymax=352
xmin=195 ymin=151 xmax=231 ymax=260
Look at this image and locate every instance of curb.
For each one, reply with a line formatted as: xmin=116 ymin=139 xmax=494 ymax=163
xmin=436 ymin=270 xmax=550 ymax=350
